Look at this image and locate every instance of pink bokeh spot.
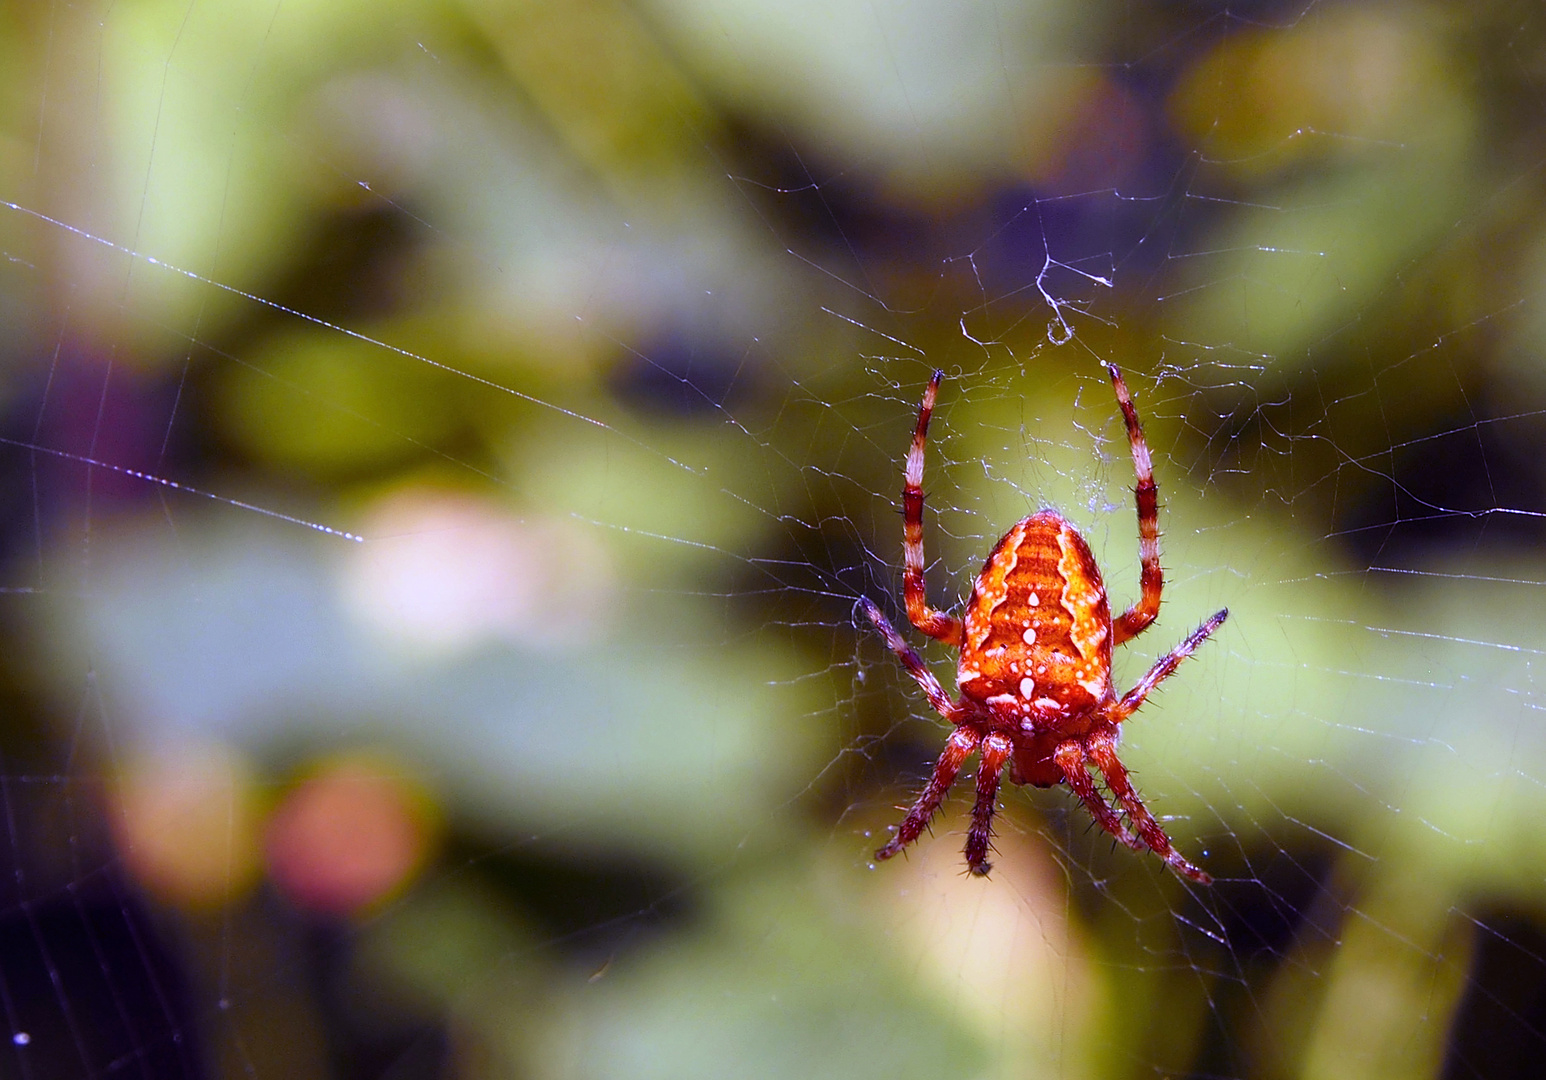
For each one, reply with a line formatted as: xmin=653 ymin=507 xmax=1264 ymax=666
xmin=265 ymin=759 xmax=435 ymax=917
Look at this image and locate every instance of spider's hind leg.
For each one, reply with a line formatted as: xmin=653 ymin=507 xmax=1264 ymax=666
xmin=901 ymin=371 xmax=966 ymax=647
xmin=1107 ymin=364 xmax=1167 ymax=647
xmin=1110 ymin=608 xmax=1228 ymax=722
xmin=859 ymin=598 xmax=962 ymax=722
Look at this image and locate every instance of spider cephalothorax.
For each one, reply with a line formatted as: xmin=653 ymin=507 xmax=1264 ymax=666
xmin=863 ymin=365 xmax=1227 ymax=882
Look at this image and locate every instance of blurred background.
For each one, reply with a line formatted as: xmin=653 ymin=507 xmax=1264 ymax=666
xmin=3 ymin=0 xmax=1546 ymax=1077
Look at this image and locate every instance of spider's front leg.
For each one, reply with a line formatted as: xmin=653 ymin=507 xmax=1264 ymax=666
xmin=1086 ymin=734 xmax=1212 ymax=884
xmin=875 ymin=726 xmax=980 ymax=863
xmin=964 ymin=732 xmax=1012 ymax=874
xmin=1051 ymin=740 xmax=1144 ymax=852
xmin=860 ymin=596 xmax=981 ymax=863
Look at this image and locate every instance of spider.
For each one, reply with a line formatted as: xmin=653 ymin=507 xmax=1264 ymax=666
xmin=862 ymin=365 xmax=1227 ymax=883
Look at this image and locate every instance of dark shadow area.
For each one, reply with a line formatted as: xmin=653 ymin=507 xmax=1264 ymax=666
xmin=1444 ymin=910 xmax=1546 ymax=1080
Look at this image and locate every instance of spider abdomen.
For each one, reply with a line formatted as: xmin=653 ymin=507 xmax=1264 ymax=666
xmin=956 ymin=510 xmax=1113 ymax=716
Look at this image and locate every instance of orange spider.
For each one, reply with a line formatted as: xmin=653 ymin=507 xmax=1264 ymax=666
xmin=863 ymin=365 xmax=1227 ymax=882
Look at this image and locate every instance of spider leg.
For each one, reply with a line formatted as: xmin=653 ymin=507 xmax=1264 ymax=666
xmin=1108 ymin=608 xmax=1228 ymax=723
xmin=875 ymin=725 xmax=980 ymax=863
xmin=1107 ymin=364 xmax=1163 ymax=647
xmin=1052 ymin=740 xmax=1144 ymax=851
xmin=859 ymin=598 xmax=964 ymax=722
xmin=964 ymin=732 xmax=1012 ymax=874
xmin=1086 ymin=733 xmax=1212 ymax=884
xmin=902 ymin=371 xmax=966 ymax=647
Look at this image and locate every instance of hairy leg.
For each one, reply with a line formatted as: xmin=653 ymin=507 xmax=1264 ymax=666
xmin=1086 ymin=733 xmax=1212 ymax=884
xmin=965 ymin=732 xmax=1012 ymax=874
xmin=1107 ymin=364 xmax=1163 ymax=646
xmin=1109 ymin=608 xmax=1229 ymax=722
xmin=1052 ymin=740 xmax=1143 ymax=851
xmin=902 ymin=371 xmax=965 ymax=646
xmin=860 ymin=599 xmax=963 ymax=722
xmin=875 ymin=725 xmax=980 ymax=862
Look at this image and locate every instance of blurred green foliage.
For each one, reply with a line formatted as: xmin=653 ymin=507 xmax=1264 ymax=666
xmin=6 ymin=0 xmax=1546 ymax=1078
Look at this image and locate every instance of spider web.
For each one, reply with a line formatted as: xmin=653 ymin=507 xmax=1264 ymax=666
xmin=1 ymin=0 xmax=1544 ymax=1077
